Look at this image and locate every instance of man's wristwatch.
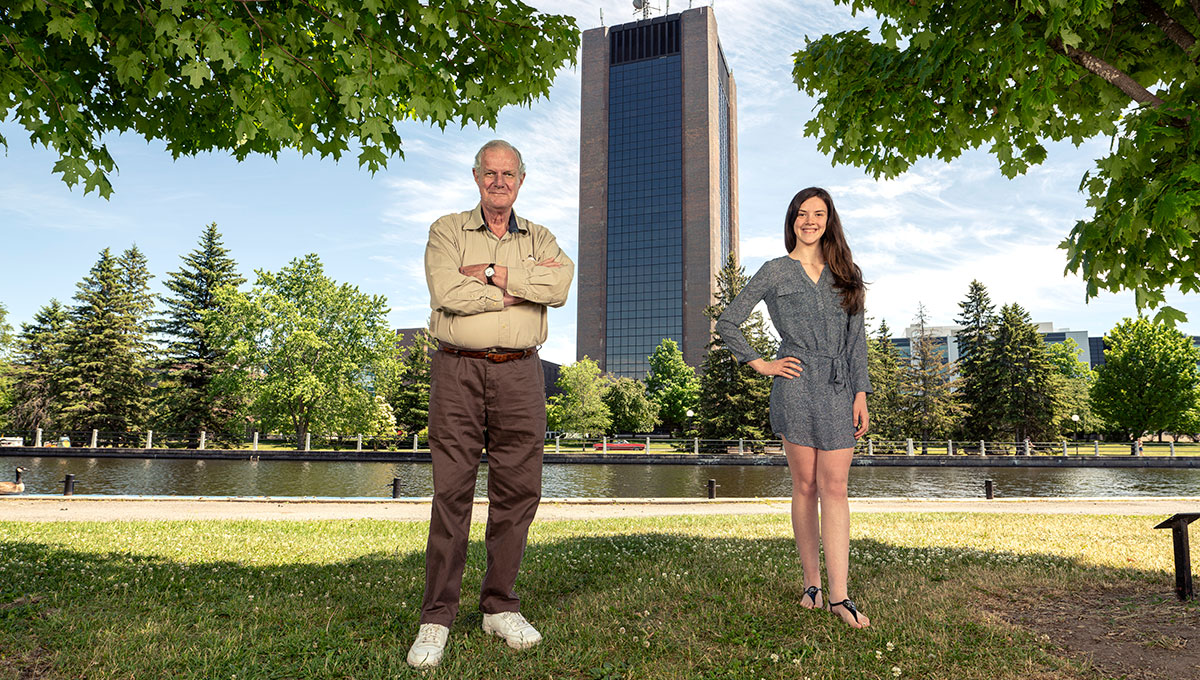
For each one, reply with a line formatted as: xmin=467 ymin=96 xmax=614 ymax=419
xmin=484 ymin=264 xmax=496 ymax=286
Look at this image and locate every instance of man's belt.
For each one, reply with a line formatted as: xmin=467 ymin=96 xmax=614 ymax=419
xmin=439 ymin=344 xmax=536 ymax=363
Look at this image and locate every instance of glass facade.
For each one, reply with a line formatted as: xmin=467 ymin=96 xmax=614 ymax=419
xmin=605 ymin=54 xmax=683 ymax=378
xmin=717 ymin=50 xmax=732 ymax=264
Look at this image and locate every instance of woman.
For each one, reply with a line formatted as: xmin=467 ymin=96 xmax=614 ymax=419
xmin=715 ymin=187 xmax=872 ymax=629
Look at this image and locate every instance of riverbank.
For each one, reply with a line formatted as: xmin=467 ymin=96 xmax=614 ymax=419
xmin=1 ymin=512 xmax=1195 ymax=679
xmin=2 ymin=495 xmax=1196 ymax=521
xmin=6 ymin=446 xmax=1200 ymax=467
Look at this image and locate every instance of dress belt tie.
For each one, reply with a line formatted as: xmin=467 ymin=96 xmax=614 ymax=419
xmin=781 ymin=346 xmax=850 ymax=388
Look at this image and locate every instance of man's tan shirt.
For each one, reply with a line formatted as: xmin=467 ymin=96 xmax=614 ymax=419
xmin=425 ymin=205 xmax=574 ymax=350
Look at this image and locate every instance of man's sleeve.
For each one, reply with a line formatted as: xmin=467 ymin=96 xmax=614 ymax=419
xmin=425 ymin=219 xmax=504 ymax=316
xmin=505 ymin=226 xmax=575 ymax=308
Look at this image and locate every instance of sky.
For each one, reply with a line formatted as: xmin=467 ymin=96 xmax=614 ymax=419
xmin=2 ymin=0 xmax=1196 ymax=366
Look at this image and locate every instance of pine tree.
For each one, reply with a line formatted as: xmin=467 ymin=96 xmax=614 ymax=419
xmin=60 ymin=248 xmax=153 ymax=435
xmin=866 ymin=319 xmax=905 ymax=440
xmin=899 ymin=304 xmax=961 ymax=445
xmin=982 ymin=304 xmax=1058 ymax=442
xmin=954 ymin=280 xmax=997 ymax=439
xmin=696 ymin=254 xmax=776 ymax=440
xmin=390 ymin=329 xmax=436 ymax=437
xmin=0 ymin=302 xmax=14 ymax=429
xmin=6 ymin=301 xmax=70 ymax=430
xmin=155 ymin=224 xmax=246 ymax=441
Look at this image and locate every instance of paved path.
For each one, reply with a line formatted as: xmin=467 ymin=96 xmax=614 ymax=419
xmin=2 ymin=496 xmax=1197 ymax=522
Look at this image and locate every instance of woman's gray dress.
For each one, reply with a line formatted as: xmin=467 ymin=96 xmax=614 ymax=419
xmin=715 ymin=256 xmax=872 ymax=451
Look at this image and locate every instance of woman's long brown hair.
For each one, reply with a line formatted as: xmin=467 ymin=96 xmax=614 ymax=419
xmin=784 ymin=187 xmax=865 ymax=315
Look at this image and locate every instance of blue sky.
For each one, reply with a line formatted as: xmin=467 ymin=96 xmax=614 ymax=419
xmin=2 ymin=0 xmax=1195 ymax=365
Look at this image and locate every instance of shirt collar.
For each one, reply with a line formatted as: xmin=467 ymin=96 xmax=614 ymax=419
xmin=470 ymin=204 xmax=525 ymax=234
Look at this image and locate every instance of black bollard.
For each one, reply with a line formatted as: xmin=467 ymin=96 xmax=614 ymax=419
xmin=391 ymin=478 xmax=402 ymax=499
xmin=984 ymin=479 xmax=994 ymax=499
xmin=63 ymin=474 xmax=75 ymax=496
xmin=707 ymin=479 xmax=717 ymax=499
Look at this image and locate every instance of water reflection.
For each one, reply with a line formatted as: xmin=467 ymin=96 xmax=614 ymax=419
xmin=1 ymin=456 xmax=1198 ymax=499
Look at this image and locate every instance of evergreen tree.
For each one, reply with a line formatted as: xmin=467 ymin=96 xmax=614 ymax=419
xmin=1091 ymin=317 xmax=1200 ymax=441
xmin=898 ymin=304 xmax=961 ymax=445
xmin=866 ymin=319 xmax=905 ymax=440
xmin=983 ymin=304 xmax=1059 ymax=442
xmin=602 ymin=378 xmax=658 ymax=436
xmin=155 ymin=224 xmax=246 ymax=441
xmin=546 ymin=357 xmax=610 ymax=436
xmin=390 ymin=329 xmax=437 ymax=437
xmin=645 ymin=338 xmax=699 ymax=435
xmin=59 ymin=248 xmax=154 ymax=435
xmin=954 ymin=280 xmax=997 ymax=439
xmin=6 ymin=301 xmax=70 ymax=430
xmin=0 ymin=302 xmax=13 ymax=429
xmin=696 ymin=254 xmax=775 ymax=440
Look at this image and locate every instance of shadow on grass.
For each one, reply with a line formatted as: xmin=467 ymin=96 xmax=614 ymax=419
xmin=0 ymin=524 xmax=1191 ymax=680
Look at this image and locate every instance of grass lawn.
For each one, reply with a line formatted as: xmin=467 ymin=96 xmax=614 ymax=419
xmin=1 ymin=513 xmax=1196 ymax=679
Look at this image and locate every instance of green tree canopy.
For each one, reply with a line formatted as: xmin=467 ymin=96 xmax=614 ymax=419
xmin=0 ymin=302 xmax=12 ymax=429
xmin=982 ymin=303 xmax=1059 ymax=442
xmin=793 ymin=1 xmax=1200 ymax=322
xmin=1046 ymin=337 xmax=1097 ymax=437
xmin=547 ymin=357 xmax=610 ymax=437
xmin=155 ymin=223 xmax=246 ymax=439
xmin=898 ymin=304 xmax=961 ymax=443
xmin=209 ymin=254 xmax=397 ymax=448
xmin=645 ymin=338 xmax=699 ymax=436
xmin=1 ymin=0 xmax=579 ymax=196
xmin=954 ymin=280 xmax=998 ymax=439
xmin=1091 ymin=316 xmax=1200 ymax=439
xmin=601 ymin=377 xmax=658 ymax=436
xmin=389 ymin=328 xmax=436 ymax=437
xmin=696 ymin=254 xmax=775 ymax=440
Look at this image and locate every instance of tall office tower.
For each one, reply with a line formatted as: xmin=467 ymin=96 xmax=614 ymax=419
xmin=576 ymin=6 xmax=738 ymax=378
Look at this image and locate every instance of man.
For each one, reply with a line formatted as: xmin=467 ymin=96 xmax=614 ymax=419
xmin=407 ymin=139 xmax=574 ymax=668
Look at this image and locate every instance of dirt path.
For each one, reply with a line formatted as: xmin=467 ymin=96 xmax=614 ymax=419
xmin=1 ymin=496 xmax=1195 ymax=522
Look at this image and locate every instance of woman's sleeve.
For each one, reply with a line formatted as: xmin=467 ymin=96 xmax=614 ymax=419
xmin=715 ymin=264 xmax=773 ymax=364
xmin=848 ymin=309 xmax=873 ymax=395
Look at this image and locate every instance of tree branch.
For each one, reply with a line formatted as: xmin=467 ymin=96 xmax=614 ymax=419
xmin=1190 ymin=0 xmax=1200 ymax=23
xmin=1140 ymin=0 xmax=1197 ymax=54
xmin=1057 ymin=41 xmax=1166 ymax=107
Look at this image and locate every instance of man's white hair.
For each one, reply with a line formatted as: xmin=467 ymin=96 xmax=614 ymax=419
xmin=473 ymin=139 xmax=526 ymax=175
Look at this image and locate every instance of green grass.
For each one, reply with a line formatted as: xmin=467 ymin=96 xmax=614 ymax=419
xmin=0 ymin=514 xmax=1187 ymax=679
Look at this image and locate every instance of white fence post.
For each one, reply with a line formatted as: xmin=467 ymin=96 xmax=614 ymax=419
xmin=252 ymin=431 xmax=259 ymax=451
xmin=1093 ymin=441 xmax=1099 ymax=456
xmin=199 ymin=430 xmax=207 ymax=450
xmin=738 ymin=437 xmax=744 ymax=454
xmin=645 ymin=436 xmax=651 ymax=451
xmin=867 ymin=439 xmax=874 ymax=455
xmin=555 ymin=436 xmax=560 ymax=454
xmin=34 ymin=428 xmax=42 ymax=448
xmin=303 ymin=432 xmax=310 ymax=451
xmin=90 ymin=429 xmax=98 ymax=448
xmin=905 ymin=438 xmax=914 ymax=456
xmin=694 ymin=437 xmax=699 ymax=455
xmin=980 ymin=440 xmax=986 ymax=456
xmin=602 ymin=436 xmax=608 ymax=453
xmin=1062 ymin=441 xmax=1068 ymax=456
xmin=146 ymin=429 xmax=153 ymax=450
xmin=357 ymin=434 xmax=362 ymax=452
xmin=413 ymin=434 xmax=418 ymax=452
xmin=1170 ymin=441 xmax=1176 ymax=457
xmin=947 ymin=440 xmax=954 ymax=456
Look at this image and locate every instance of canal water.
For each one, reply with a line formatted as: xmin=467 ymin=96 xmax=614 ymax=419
xmin=3 ymin=456 xmax=1199 ymax=499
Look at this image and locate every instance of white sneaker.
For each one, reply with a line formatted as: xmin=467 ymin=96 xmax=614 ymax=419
xmin=482 ymin=611 xmax=543 ymax=649
xmin=406 ymin=623 xmax=449 ymax=668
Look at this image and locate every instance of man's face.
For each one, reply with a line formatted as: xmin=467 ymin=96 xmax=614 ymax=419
xmin=473 ymin=148 xmax=524 ymax=214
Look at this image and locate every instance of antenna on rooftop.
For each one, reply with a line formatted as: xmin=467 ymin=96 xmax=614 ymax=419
xmin=600 ymin=7 xmax=604 ymax=26
xmin=632 ymin=0 xmax=658 ymax=20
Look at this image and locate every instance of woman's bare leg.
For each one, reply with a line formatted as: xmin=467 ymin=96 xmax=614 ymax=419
xmin=817 ymin=447 xmax=869 ymax=628
xmin=783 ymin=438 xmax=822 ymax=608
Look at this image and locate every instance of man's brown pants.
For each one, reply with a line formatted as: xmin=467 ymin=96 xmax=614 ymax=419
xmin=419 ymin=349 xmax=545 ymax=627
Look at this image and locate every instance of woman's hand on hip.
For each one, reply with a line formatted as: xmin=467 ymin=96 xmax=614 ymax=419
xmin=748 ymin=357 xmax=803 ymax=379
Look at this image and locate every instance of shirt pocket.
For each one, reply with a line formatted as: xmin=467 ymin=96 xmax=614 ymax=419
xmin=773 ymin=279 xmax=812 ymax=346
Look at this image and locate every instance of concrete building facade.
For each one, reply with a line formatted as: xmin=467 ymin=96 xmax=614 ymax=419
xmin=576 ymin=7 xmax=738 ymax=378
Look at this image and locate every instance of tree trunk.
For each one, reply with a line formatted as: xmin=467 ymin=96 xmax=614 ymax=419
xmin=1140 ymin=0 xmax=1197 ymax=53
xmin=1057 ymin=42 xmax=1165 ymax=106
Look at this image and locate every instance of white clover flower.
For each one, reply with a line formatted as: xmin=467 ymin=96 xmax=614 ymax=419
xmin=770 ymin=653 xmax=780 ymax=663
xmin=891 ymin=666 xmax=901 ymax=677
xmin=886 ymin=642 xmax=895 ymax=651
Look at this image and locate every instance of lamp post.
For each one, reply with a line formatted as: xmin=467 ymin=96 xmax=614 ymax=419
xmin=1071 ymin=414 xmax=1080 ymax=441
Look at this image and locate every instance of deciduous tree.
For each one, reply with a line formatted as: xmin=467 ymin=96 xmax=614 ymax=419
xmin=547 ymin=357 xmax=610 ymax=436
xmin=1091 ymin=317 xmax=1200 ymax=440
xmin=209 ymin=254 xmax=397 ymax=448
xmin=793 ymin=1 xmax=1200 ymax=321
xmin=602 ymin=377 xmax=658 ymax=436
xmin=645 ymin=338 xmax=700 ymax=436
xmin=389 ymin=328 xmax=436 ymax=437
xmin=1 ymin=0 xmax=579 ymax=196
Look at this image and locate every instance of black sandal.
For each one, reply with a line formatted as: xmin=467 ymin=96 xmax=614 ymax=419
xmin=801 ymin=585 xmax=822 ymax=608
xmin=828 ymin=598 xmax=864 ymax=625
